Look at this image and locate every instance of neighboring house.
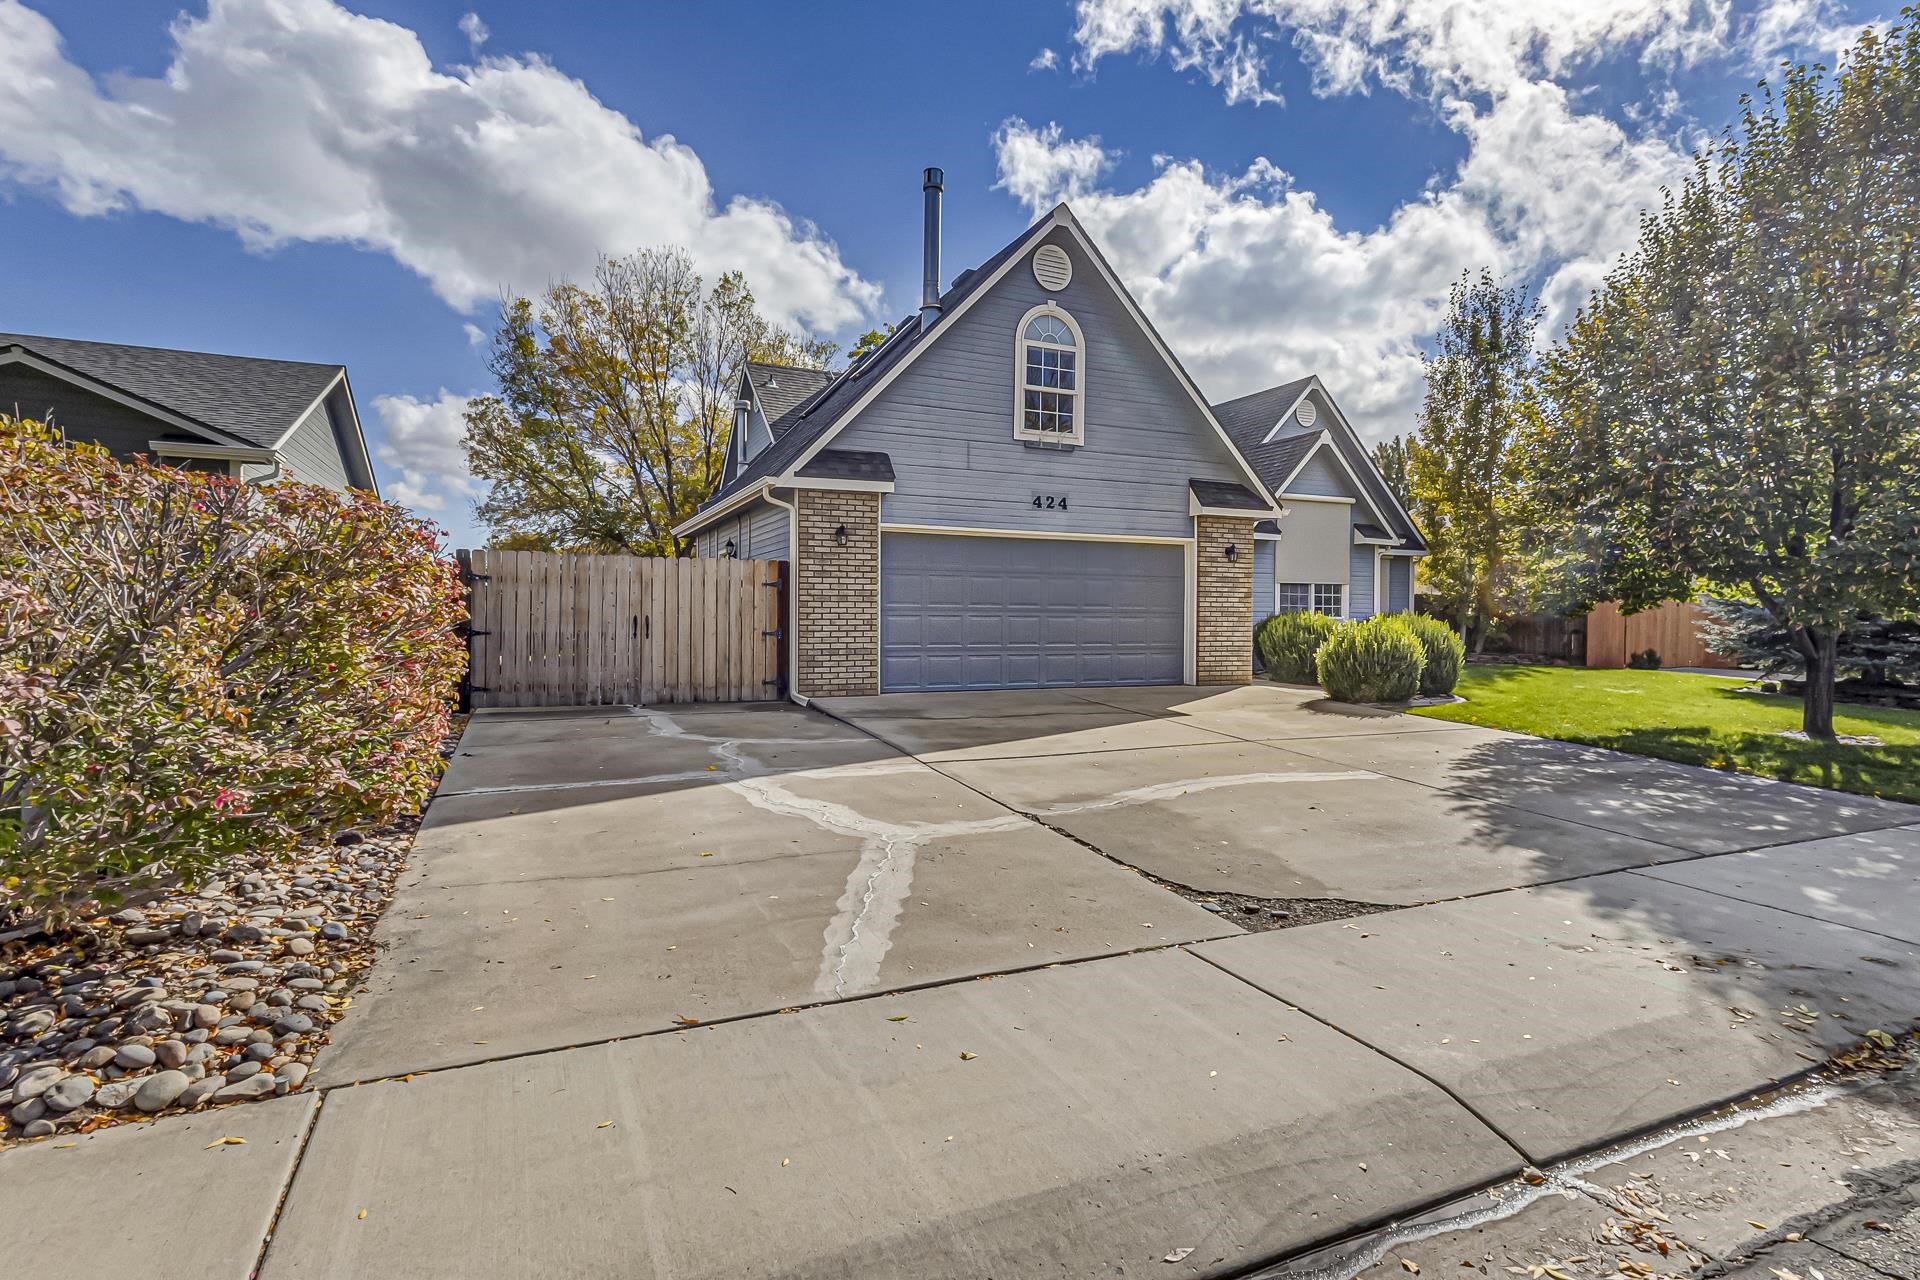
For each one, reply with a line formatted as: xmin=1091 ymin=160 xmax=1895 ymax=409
xmin=678 ymin=168 xmax=1285 ymax=698
xmin=0 ymin=332 xmax=377 ymax=492
xmin=1212 ymin=379 xmax=1425 ymax=624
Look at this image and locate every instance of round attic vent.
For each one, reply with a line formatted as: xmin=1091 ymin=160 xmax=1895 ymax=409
xmin=1295 ymin=399 xmax=1317 ymax=428
xmin=1032 ymin=244 xmax=1073 ymax=291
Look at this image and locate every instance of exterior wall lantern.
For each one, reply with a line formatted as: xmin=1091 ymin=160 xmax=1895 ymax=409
xmin=834 ymin=524 xmax=849 ymax=546
xmin=1223 ymin=543 xmax=1239 ymax=562
xmin=723 ymin=538 xmax=738 ymax=559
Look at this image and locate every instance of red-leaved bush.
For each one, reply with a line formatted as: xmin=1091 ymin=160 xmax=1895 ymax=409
xmin=0 ymin=416 xmax=466 ymax=923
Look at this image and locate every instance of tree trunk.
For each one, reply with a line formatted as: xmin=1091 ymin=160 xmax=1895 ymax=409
xmin=1801 ymin=627 xmax=1838 ymax=739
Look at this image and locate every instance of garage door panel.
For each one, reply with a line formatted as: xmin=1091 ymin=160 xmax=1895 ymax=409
xmin=882 ymin=533 xmax=1185 ymax=692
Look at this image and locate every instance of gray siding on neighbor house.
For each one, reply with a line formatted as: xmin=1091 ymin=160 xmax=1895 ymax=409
xmin=1387 ymin=557 xmax=1413 ymax=611
xmin=0 ymin=364 xmax=199 ymax=459
xmin=1285 ymin=448 xmax=1356 ymax=499
xmin=831 ymin=225 xmax=1248 ymax=540
xmin=266 ymin=389 xmax=350 ymax=489
xmin=1348 ymin=543 xmax=1376 ymax=618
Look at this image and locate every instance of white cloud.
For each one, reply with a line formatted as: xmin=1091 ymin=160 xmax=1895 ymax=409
xmin=371 ymin=390 xmax=481 ymax=512
xmin=462 ymin=322 xmax=488 ymax=347
xmin=991 ymin=119 xmax=1115 ymax=212
xmin=1029 ymin=47 xmax=1060 ymax=71
xmin=993 ymin=86 xmax=1688 ymax=438
xmin=0 ymin=0 xmax=878 ymax=332
xmin=1068 ymin=0 xmax=1851 ymax=103
xmin=457 ymin=11 xmax=488 ymax=51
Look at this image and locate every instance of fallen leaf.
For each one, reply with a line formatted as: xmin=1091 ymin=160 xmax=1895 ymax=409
xmin=53 ymin=1142 xmax=76 ymax=1149
xmin=1401 ymin=1261 xmax=1421 ymax=1274
xmin=597 ymin=1121 xmax=614 ymax=1129
xmin=673 ymin=1015 xmax=701 ymax=1027
xmin=959 ymin=1051 xmax=978 ymax=1061
xmin=781 ymin=1157 xmax=790 ymax=1167
xmin=1164 ymin=1247 xmax=1195 ymax=1263
xmin=1864 ymin=1220 xmax=1892 ymax=1232
xmin=357 ymin=1209 xmax=368 ymax=1221
xmin=205 ymin=1136 xmax=247 ymax=1150
xmin=1748 ymin=1220 xmax=1768 ymax=1230
xmin=887 ymin=1015 xmax=911 ymax=1022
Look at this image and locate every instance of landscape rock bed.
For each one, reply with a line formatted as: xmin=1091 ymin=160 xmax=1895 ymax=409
xmin=0 ymin=821 xmax=417 ymax=1145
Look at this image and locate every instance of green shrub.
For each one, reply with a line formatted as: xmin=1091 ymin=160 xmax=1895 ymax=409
xmin=0 ymin=416 xmax=467 ymax=924
xmin=1316 ymin=616 xmax=1426 ymax=704
xmin=1395 ymin=614 xmax=1466 ymax=696
xmin=1628 ymin=648 xmax=1663 ymax=670
xmin=1257 ymin=611 xmax=1340 ymax=684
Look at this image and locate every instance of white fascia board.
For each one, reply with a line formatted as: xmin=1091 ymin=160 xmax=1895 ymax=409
xmin=1353 ymin=528 xmax=1402 ymax=546
xmin=1 ymin=349 xmax=250 ymax=448
xmin=148 ymin=440 xmax=278 ymax=462
xmin=269 ymin=369 xmax=345 ymax=449
xmin=781 ymin=205 xmax=1279 ymax=509
xmin=671 ymin=479 xmax=773 ymax=538
xmin=1189 ymin=491 xmax=1284 ymax=520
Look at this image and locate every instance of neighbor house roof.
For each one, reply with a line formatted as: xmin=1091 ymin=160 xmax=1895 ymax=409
xmin=0 ymin=332 xmax=346 ymax=449
xmin=745 ymin=361 xmax=836 ymax=439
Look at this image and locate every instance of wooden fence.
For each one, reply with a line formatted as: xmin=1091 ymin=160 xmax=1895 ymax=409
xmin=1586 ymin=600 xmax=1736 ymax=669
xmin=458 ymin=550 xmax=785 ymax=707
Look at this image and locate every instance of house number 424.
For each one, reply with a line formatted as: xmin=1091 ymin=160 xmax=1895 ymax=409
xmin=1031 ymin=494 xmax=1069 ymax=511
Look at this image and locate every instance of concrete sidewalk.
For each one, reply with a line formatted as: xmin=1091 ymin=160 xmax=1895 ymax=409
xmin=5 ymin=685 xmax=1916 ymax=1280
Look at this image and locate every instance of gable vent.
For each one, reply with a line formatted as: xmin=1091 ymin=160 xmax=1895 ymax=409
xmin=1295 ymin=399 xmax=1317 ymax=428
xmin=1032 ymin=244 xmax=1072 ymax=291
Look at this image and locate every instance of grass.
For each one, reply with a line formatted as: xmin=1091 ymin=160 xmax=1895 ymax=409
xmin=1409 ymin=665 xmax=1920 ymax=805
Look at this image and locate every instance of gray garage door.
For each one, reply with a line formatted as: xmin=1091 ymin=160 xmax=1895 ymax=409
xmin=881 ymin=533 xmax=1184 ymax=691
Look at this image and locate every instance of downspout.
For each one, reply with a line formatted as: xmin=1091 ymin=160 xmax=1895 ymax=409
xmin=760 ymin=487 xmax=805 ymax=706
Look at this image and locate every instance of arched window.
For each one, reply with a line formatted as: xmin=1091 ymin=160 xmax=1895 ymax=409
xmin=1015 ymin=305 xmax=1084 ymax=444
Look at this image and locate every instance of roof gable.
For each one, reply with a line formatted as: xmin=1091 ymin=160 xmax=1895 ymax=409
xmin=682 ymin=204 xmax=1278 ymax=534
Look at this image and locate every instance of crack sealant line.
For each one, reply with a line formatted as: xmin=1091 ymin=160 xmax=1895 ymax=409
xmin=247 ymin=1089 xmax=328 ymax=1280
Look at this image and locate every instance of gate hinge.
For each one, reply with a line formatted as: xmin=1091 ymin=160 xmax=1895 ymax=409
xmin=468 ymin=629 xmax=492 ymax=637
xmin=761 ymin=629 xmax=783 ymax=639
xmin=470 ymin=685 xmax=493 ymax=693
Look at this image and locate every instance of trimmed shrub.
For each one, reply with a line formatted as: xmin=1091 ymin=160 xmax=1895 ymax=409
xmin=1316 ymin=616 xmax=1426 ymax=704
xmin=1257 ymin=610 xmax=1339 ymax=684
xmin=1395 ymin=613 xmax=1466 ymax=696
xmin=0 ymin=417 xmax=467 ymax=923
xmin=1628 ymin=648 xmax=1663 ymax=670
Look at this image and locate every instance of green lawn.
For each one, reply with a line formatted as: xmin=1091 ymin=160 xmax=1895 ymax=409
xmin=1410 ymin=666 xmax=1920 ymax=805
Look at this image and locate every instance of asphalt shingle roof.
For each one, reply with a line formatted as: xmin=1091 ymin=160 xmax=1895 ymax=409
xmin=0 ymin=332 xmax=343 ymax=448
xmin=1188 ymin=479 xmax=1270 ymax=510
xmin=745 ymin=361 xmax=836 ymax=439
xmin=1211 ymin=377 xmax=1313 ymax=459
xmin=796 ymin=449 xmax=894 ymax=483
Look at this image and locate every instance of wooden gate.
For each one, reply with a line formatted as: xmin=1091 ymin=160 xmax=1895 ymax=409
xmin=459 ymin=550 xmax=785 ymax=707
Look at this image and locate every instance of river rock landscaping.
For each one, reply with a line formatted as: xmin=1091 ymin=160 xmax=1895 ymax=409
xmin=0 ymin=820 xmax=417 ymax=1144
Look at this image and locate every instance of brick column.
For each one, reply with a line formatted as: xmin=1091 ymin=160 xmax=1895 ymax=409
xmin=794 ymin=489 xmax=881 ymax=697
xmin=1194 ymin=515 xmax=1255 ymax=686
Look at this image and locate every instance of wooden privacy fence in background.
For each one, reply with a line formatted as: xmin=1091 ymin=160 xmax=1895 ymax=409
xmin=1586 ymin=599 xmax=1736 ymax=669
xmin=458 ymin=550 xmax=785 ymax=707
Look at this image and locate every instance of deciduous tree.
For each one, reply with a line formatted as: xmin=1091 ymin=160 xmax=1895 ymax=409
xmin=1525 ymin=20 xmax=1920 ymax=737
xmin=463 ymin=249 xmax=835 ymax=555
xmin=1408 ymin=270 xmax=1540 ymax=650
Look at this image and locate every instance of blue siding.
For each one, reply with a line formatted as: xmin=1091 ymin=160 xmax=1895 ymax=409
xmin=1286 ymin=448 xmax=1357 ymax=500
xmin=1387 ymin=557 xmax=1413 ymax=611
xmin=1348 ymin=541 xmax=1375 ymax=618
xmin=271 ymin=392 xmax=350 ymax=490
xmin=747 ymin=502 xmax=788 ymax=561
xmin=836 ymin=226 xmax=1248 ymax=539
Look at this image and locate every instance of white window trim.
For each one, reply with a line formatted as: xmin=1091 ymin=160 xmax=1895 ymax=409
xmin=1012 ymin=302 xmax=1086 ymax=445
xmin=1275 ymin=580 xmax=1348 ymax=620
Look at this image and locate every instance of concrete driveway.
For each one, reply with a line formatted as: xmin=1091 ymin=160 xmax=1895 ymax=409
xmin=12 ymin=683 xmax=1918 ymax=1280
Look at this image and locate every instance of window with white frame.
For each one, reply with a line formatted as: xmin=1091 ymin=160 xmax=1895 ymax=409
xmin=1277 ymin=582 xmax=1345 ymax=617
xmin=1016 ymin=307 xmax=1083 ymax=442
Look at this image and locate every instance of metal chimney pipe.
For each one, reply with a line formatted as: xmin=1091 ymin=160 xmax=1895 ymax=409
xmin=920 ymin=166 xmax=944 ymax=332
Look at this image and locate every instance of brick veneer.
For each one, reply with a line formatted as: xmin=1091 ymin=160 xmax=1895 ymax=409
xmin=794 ymin=489 xmax=881 ymax=697
xmin=1194 ymin=514 xmax=1255 ymax=686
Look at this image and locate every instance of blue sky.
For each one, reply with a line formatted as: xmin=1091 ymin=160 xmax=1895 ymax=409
xmin=0 ymin=0 xmax=1879 ymax=547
